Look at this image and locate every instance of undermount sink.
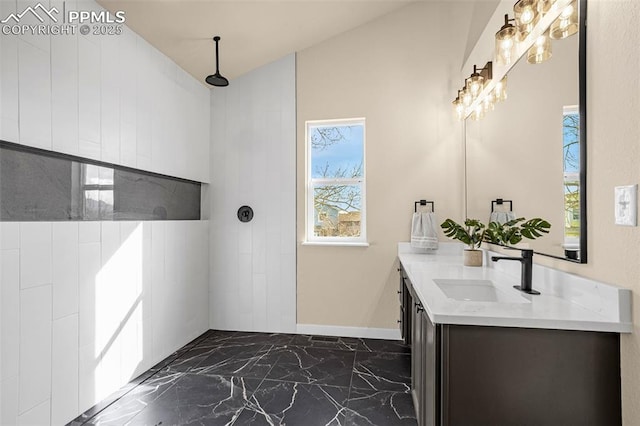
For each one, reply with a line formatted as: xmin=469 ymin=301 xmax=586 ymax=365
xmin=433 ymin=279 xmax=530 ymax=303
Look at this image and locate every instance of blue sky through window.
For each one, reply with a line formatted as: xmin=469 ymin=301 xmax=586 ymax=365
xmin=310 ymin=124 xmax=364 ymax=179
xmin=563 ymin=113 xmax=579 ymax=174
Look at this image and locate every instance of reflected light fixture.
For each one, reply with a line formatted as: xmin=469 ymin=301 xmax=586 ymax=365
xmin=550 ymin=1 xmax=578 ymax=39
xmin=472 ymin=103 xmax=485 ymax=121
xmin=483 ymin=91 xmax=495 ymax=112
xmin=527 ymin=30 xmax=552 ymax=64
xmin=205 ymin=36 xmax=229 ymax=87
xmin=495 ymin=14 xmax=517 ymax=66
xmin=514 ymin=0 xmax=540 ymax=40
xmin=494 ymin=76 xmax=508 ymax=102
xmin=461 ymin=87 xmax=473 ymax=107
xmin=537 ymin=0 xmax=556 ymax=16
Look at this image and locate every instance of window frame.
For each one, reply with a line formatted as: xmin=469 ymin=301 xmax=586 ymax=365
xmin=305 ymin=118 xmax=367 ymax=245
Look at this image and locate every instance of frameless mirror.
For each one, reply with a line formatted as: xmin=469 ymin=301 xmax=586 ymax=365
xmin=465 ymin=0 xmax=586 ymax=262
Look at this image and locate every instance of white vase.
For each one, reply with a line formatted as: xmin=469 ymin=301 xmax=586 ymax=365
xmin=463 ymin=249 xmax=483 ymax=267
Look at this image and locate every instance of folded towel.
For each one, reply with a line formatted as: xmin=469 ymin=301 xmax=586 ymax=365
xmin=489 ymin=211 xmax=516 ymax=225
xmin=411 ymin=212 xmax=439 ymax=250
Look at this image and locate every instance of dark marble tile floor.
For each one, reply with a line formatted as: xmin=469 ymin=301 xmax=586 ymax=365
xmin=70 ymin=330 xmax=416 ymax=426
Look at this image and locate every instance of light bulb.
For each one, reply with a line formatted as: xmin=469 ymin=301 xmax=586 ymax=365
xmin=483 ymin=94 xmax=495 ymax=112
xmin=550 ymin=1 xmax=578 ymax=39
xmin=472 ymin=103 xmax=484 ymax=121
xmin=515 ymin=0 xmax=540 ymax=40
xmin=527 ymin=32 xmax=552 ymax=64
xmin=495 ymin=15 xmax=517 ymax=66
xmin=462 ymin=88 xmax=473 ymax=107
xmin=468 ymin=75 xmax=484 ymax=98
xmin=520 ymin=6 xmax=535 ymax=24
xmin=560 ymin=4 xmax=574 ymax=18
xmin=452 ymin=94 xmax=465 ymax=121
xmin=494 ymin=76 xmax=507 ymax=102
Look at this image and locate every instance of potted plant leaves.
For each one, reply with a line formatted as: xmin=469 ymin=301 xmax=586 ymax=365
xmin=441 ymin=217 xmax=552 ymax=267
xmin=484 ymin=217 xmax=551 ymax=246
xmin=441 ymin=218 xmax=487 ymax=266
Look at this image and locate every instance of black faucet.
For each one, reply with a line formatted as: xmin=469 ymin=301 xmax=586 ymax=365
xmin=491 ymin=248 xmax=540 ymax=295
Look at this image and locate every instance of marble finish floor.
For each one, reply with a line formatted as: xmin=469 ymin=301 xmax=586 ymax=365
xmin=71 ymin=330 xmax=416 ymax=426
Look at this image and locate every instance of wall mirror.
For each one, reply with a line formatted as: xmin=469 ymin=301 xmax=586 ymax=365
xmin=465 ymin=0 xmax=586 ymax=262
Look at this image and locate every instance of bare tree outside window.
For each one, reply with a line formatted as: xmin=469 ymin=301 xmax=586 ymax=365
xmin=563 ymin=110 xmax=580 ymax=238
xmin=307 ymin=121 xmax=366 ymax=241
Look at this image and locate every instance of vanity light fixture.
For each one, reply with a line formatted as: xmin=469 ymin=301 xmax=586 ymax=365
xmin=467 ymin=62 xmax=493 ymax=99
xmin=549 ymin=0 xmax=578 ymax=39
xmin=495 ymin=14 xmax=518 ymax=66
xmin=452 ymin=91 xmax=465 ymax=121
xmin=514 ymin=0 xmax=540 ymax=40
xmin=527 ymin=30 xmax=552 ymax=64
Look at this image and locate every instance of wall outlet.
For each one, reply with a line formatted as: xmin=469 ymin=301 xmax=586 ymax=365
xmin=614 ymin=185 xmax=637 ymax=226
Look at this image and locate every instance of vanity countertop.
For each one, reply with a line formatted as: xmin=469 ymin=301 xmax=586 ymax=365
xmin=398 ymin=243 xmax=632 ymax=333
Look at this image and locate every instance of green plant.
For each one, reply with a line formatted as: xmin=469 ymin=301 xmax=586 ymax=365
xmin=484 ymin=217 xmax=551 ymax=246
xmin=440 ymin=218 xmax=486 ymax=250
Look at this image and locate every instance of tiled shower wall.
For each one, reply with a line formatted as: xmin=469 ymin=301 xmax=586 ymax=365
xmin=0 ymin=0 xmax=210 ymax=183
xmin=0 ymin=0 xmax=212 ymax=424
xmin=0 ymin=220 xmax=209 ymax=425
xmin=209 ymin=54 xmax=296 ymax=333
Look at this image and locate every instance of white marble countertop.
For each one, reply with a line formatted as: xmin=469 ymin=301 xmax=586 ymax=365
xmin=398 ymin=242 xmax=633 ymax=333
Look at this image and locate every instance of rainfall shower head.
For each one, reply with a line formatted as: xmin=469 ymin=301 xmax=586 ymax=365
xmin=205 ymin=36 xmax=229 ymax=87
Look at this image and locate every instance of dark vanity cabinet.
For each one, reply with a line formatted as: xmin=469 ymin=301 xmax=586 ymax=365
xmin=398 ymin=265 xmax=622 ymax=426
xmin=398 ymin=265 xmax=412 ymax=345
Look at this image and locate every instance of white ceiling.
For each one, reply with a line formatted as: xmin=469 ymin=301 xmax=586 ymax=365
xmin=97 ymin=0 xmax=416 ymax=86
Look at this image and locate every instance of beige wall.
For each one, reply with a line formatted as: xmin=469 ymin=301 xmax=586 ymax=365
xmin=296 ymin=2 xmax=471 ymax=329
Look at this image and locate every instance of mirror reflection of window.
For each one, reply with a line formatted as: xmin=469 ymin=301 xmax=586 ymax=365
xmin=82 ymin=164 xmax=114 ymax=220
xmin=563 ymin=105 xmax=580 ymax=251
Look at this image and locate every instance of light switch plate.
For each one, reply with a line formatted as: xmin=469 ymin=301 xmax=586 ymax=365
xmin=614 ymin=185 xmax=637 ymax=226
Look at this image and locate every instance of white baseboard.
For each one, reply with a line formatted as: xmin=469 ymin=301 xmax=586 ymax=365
xmin=296 ymin=324 xmax=401 ymax=340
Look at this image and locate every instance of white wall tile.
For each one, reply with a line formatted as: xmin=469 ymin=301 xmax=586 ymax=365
xmin=19 ymin=285 xmax=52 ymax=413
xmin=18 ymin=40 xmax=52 ymax=150
xmin=0 ymin=223 xmax=20 ymax=250
xmin=0 ymin=24 xmax=19 ymax=143
xmin=50 ymin=0 xmax=78 ymax=155
xmin=78 ymin=242 xmax=100 ymax=348
xmin=19 ymin=223 xmax=52 ymax=289
xmin=78 ymin=37 xmax=101 ymax=154
xmin=78 ymin=343 xmax=98 ymax=414
xmin=1 ymin=250 xmax=20 ymax=381
xmin=79 ymin=222 xmax=101 ymax=244
xmin=51 ymin=314 xmax=78 ymax=425
xmin=1 ymin=376 xmax=19 ymax=426
xmin=210 ymin=54 xmax=296 ymax=332
xmin=100 ymin=36 xmax=120 ymax=165
xmin=17 ymin=399 xmax=50 ymax=426
xmin=52 ymin=223 xmax=79 ymax=319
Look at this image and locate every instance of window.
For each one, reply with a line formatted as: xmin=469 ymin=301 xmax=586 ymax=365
xmin=562 ymin=105 xmax=580 ymax=243
xmin=306 ymin=118 xmax=366 ymax=244
xmin=82 ymin=164 xmax=114 ymax=220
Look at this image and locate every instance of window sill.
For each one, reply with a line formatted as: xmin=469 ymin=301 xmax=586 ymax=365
xmin=301 ymin=241 xmax=370 ymax=247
